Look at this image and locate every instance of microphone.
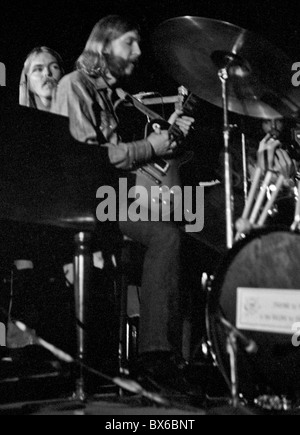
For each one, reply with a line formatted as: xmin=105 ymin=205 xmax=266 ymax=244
xmin=219 ymin=316 xmax=258 ymax=354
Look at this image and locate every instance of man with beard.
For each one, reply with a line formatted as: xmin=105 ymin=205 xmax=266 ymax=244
xmin=52 ymin=15 xmax=198 ymax=399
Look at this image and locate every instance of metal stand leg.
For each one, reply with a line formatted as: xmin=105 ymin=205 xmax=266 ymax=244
xmin=73 ymin=231 xmax=92 ymax=402
xmin=226 ymin=332 xmax=239 ymax=408
xmin=118 ymin=268 xmax=129 ymax=379
xmin=117 ymin=241 xmax=140 ymax=397
xmin=241 ymin=132 xmax=248 ymax=205
xmin=212 ymin=52 xmax=251 ymax=249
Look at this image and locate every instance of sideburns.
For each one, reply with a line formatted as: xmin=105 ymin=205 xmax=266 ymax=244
xmin=103 ymin=52 xmax=132 ymax=79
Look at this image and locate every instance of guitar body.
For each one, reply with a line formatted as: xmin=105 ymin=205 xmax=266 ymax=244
xmin=134 ymin=153 xmax=182 ymax=220
xmin=119 ymin=88 xmax=200 ymax=220
xmin=133 ymin=119 xmax=193 ymax=220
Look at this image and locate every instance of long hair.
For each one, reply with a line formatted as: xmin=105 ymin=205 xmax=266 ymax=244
xmin=19 ymin=46 xmax=64 ymax=108
xmin=76 ymin=15 xmax=140 ymax=78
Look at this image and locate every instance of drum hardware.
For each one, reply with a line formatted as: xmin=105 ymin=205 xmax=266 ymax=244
xmin=151 ymin=16 xmax=300 ymax=408
xmin=152 ymin=16 xmax=300 ymax=249
xmin=242 ymin=132 xmax=248 ymax=206
xmin=269 ymin=126 xmax=300 ymax=162
xmin=248 ymin=174 xmax=285 ymax=226
xmin=152 ymin=17 xmax=300 ymax=120
xmin=215 ymin=316 xmax=258 ymax=408
xmin=203 ymin=277 xmax=243 ymax=410
xmin=219 ymin=316 xmax=258 ymax=355
xmin=285 ymin=128 xmax=300 ymax=161
xmin=290 ymin=180 xmax=300 ymax=231
xmin=216 ymin=55 xmax=253 ymax=248
xmin=207 ymin=229 xmax=300 ymax=408
xmin=203 ymin=305 xmax=250 ymax=408
xmin=235 ymin=169 xmax=285 ymax=241
xmin=254 ymin=395 xmax=292 ymax=412
xmin=226 ymin=329 xmax=239 ymax=407
xmin=202 ymin=273 xmax=219 ymax=368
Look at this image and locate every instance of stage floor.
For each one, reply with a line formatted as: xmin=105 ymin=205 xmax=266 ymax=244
xmin=0 ymin=394 xmax=206 ymax=415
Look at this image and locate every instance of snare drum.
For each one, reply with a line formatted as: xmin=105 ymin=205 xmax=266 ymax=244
xmin=207 ymin=228 xmax=300 ymax=405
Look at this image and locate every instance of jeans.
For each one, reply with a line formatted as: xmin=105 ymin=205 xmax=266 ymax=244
xmin=119 ymin=220 xmax=182 ymax=356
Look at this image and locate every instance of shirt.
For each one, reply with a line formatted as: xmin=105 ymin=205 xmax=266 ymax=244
xmin=52 ymin=70 xmax=153 ymax=170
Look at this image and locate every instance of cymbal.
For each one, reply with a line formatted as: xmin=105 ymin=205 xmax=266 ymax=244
xmin=152 ymin=17 xmax=300 ymax=119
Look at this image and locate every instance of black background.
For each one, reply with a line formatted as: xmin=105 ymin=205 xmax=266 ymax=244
xmin=1 ymin=0 xmax=300 ymax=96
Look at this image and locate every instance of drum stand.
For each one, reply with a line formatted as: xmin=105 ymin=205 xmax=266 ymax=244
xmin=213 ymin=52 xmax=252 ymax=249
xmin=218 ymin=66 xmax=234 ymax=249
xmin=219 ymin=315 xmax=258 ymax=407
xmin=216 ymin=315 xmax=241 ymax=407
xmin=226 ymin=332 xmax=240 ymax=407
xmin=241 ymin=132 xmax=249 ymax=205
xmin=291 ymin=180 xmax=300 ymax=232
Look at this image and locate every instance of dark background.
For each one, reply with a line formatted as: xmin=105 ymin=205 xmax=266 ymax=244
xmin=1 ymin=0 xmax=300 ymax=179
xmin=1 ymin=0 xmax=300 ymax=92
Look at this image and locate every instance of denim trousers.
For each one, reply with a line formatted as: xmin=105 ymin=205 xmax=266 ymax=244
xmin=119 ymin=220 xmax=182 ymax=356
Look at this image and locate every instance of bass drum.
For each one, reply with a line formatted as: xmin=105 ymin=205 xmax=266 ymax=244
xmin=207 ymin=228 xmax=300 ymax=407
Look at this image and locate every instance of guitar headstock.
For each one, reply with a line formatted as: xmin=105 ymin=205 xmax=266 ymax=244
xmin=175 ymin=86 xmax=189 ymax=111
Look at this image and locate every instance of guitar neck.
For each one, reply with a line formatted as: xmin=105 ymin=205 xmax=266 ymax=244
xmin=119 ymin=88 xmax=200 ymax=143
xmin=169 ymin=93 xmax=200 ymax=141
xmin=119 ymin=90 xmax=165 ymax=121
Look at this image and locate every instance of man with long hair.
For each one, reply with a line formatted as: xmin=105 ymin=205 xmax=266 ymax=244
xmin=53 ymin=15 xmax=198 ymax=398
xmin=5 ymin=47 xmax=65 ymax=351
xmin=20 ymin=46 xmax=64 ymax=111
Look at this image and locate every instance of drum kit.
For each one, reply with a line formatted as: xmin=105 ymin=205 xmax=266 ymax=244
xmin=152 ymin=17 xmax=300 ymax=410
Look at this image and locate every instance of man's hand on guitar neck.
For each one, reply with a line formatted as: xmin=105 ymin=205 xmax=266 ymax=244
xmin=147 ymin=130 xmax=177 ymax=157
xmin=146 ymin=111 xmax=195 ymax=158
xmin=168 ymin=110 xmax=195 ymax=138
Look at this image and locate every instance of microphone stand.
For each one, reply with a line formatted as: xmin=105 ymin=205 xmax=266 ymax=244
xmin=213 ymin=52 xmax=252 ymax=249
xmin=219 ymin=66 xmax=234 ymax=249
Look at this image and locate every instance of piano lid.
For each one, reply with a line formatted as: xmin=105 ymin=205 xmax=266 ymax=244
xmin=0 ymin=104 xmax=116 ymax=233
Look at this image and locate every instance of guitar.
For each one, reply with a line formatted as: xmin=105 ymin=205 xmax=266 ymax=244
xmin=118 ymin=87 xmax=200 ymax=218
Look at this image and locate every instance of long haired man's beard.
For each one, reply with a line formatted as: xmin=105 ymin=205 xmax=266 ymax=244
xmin=104 ymin=53 xmax=137 ymax=79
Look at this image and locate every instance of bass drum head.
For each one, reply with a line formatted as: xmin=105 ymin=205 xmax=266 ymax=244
xmin=208 ymin=228 xmax=300 ymax=404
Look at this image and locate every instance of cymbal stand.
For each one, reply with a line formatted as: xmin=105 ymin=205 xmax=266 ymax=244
xmin=291 ymin=180 xmax=300 ymax=232
xmin=242 ymin=132 xmax=248 ymax=205
xmin=219 ymin=67 xmax=234 ymax=249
